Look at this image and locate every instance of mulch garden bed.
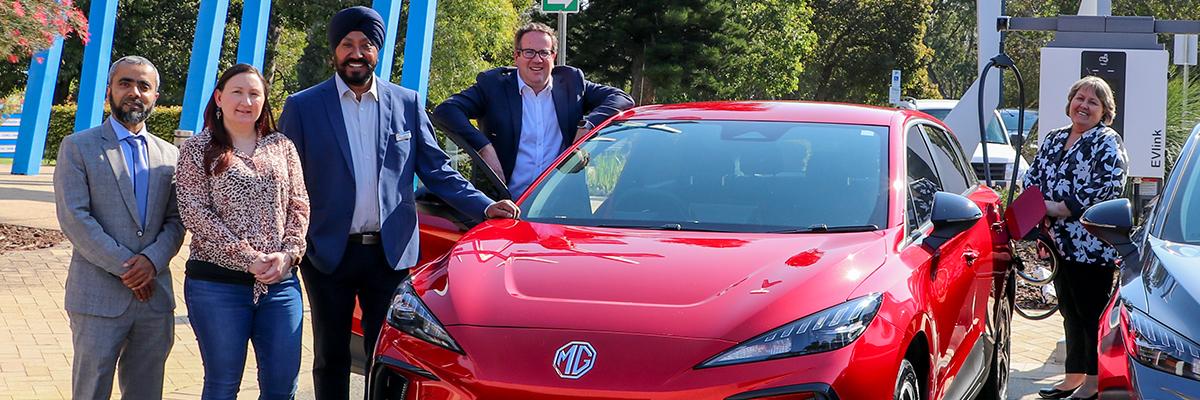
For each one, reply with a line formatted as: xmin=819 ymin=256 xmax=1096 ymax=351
xmin=0 ymin=223 xmax=66 ymax=256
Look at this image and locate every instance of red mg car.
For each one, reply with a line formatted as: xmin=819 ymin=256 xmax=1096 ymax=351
xmin=358 ymin=102 xmax=1015 ymax=399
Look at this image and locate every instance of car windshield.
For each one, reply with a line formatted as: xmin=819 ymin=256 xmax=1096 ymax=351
xmin=1162 ymin=145 xmax=1200 ymax=245
xmin=922 ymin=108 xmax=1007 ymax=145
xmin=520 ymin=120 xmax=889 ymax=233
xmin=1000 ymin=109 xmax=1038 ymax=135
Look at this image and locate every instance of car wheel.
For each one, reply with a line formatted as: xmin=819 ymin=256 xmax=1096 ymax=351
xmin=976 ymin=276 xmax=1014 ymax=400
xmin=894 ymin=358 xmax=922 ymax=400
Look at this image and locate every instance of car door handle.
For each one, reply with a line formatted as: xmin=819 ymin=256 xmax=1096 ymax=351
xmin=962 ymin=249 xmax=980 ymax=266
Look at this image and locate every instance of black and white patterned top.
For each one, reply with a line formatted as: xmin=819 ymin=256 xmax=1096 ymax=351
xmin=1022 ymin=123 xmax=1128 ymax=264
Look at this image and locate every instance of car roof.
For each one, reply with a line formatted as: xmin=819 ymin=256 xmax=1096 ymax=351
xmin=617 ymin=101 xmax=908 ymax=126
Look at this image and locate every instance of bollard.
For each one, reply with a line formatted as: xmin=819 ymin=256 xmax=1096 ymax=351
xmin=174 ymin=130 xmax=193 ymax=146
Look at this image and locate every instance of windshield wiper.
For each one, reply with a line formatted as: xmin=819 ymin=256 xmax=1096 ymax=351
xmin=595 ymin=223 xmax=732 ymax=232
xmin=768 ymin=224 xmax=880 ymax=233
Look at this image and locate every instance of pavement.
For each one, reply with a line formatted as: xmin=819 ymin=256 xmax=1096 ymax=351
xmin=0 ymin=164 xmax=1067 ymax=399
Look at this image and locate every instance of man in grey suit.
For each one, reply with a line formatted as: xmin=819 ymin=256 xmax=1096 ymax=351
xmin=54 ymin=56 xmax=184 ymax=400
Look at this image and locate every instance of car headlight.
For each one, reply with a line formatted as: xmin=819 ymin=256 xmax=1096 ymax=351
xmin=387 ymin=281 xmax=464 ymax=354
xmin=1122 ymin=303 xmax=1200 ymax=381
xmin=697 ymin=293 xmax=883 ymax=368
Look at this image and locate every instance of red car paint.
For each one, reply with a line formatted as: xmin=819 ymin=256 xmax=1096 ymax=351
xmin=360 ymin=102 xmax=1013 ymax=399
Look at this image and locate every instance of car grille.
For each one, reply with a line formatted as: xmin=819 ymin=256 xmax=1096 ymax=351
xmin=973 ymin=162 xmax=1007 ymax=181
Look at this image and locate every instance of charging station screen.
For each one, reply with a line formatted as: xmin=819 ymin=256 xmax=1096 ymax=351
xmin=1081 ymin=51 xmax=1127 ymax=137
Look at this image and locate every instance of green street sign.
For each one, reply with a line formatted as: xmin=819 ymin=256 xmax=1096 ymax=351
xmin=541 ymin=0 xmax=579 ymax=13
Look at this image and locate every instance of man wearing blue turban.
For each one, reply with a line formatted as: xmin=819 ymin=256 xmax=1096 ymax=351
xmin=279 ymin=6 xmax=519 ymax=399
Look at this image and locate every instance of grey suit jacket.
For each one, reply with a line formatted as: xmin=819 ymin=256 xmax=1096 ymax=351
xmin=54 ymin=120 xmax=185 ymax=317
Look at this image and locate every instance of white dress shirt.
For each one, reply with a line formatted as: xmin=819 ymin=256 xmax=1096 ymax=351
xmin=335 ymin=75 xmax=382 ymax=234
xmin=509 ymin=75 xmax=563 ymax=198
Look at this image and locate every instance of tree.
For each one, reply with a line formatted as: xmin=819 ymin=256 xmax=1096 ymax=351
xmin=0 ymin=0 xmax=88 ymax=62
xmin=45 ymin=0 xmax=241 ymax=106
xmin=711 ymin=0 xmax=817 ymax=100
xmin=923 ymin=0 xmax=975 ymax=99
xmin=0 ymin=0 xmax=88 ymax=96
xmin=565 ymin=1 xmax=747 ymax=104
xmin=392 ymin=0 xmax=522 ymax=104
xmin=796 ymin=0 xmax=940 ymax=104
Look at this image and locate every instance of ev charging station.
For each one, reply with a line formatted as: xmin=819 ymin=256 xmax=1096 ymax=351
xmin=1037 ymin=40 xmax=1168 ymax=203
xmin=942 ymin=0 xmax=1195 ymax=216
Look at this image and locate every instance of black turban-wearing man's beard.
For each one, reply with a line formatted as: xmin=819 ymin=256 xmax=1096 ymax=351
xmin=336 ymin=56 xmax=377 ymax=87
xmin=108 ymin=96 xmax=154 ymax=126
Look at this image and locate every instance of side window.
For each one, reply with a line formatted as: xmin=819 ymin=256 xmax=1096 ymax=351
xmin=906 ymin=126 xmax=941 ymax=234
xmin=935 ymin=125 xmax=980 ymax=187
xmin=921 ymin=125 xmax=972 ymax=194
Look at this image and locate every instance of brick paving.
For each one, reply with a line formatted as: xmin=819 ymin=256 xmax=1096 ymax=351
xmin=0 ymin=241 xmax=318 ymax=400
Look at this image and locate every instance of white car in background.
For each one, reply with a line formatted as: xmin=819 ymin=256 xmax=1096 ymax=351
xmin=903 ymin=99 xmax=1030 ymax=188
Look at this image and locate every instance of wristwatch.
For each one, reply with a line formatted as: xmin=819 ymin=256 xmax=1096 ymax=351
xmin=577 ymin=119 xmax=594 ymax=131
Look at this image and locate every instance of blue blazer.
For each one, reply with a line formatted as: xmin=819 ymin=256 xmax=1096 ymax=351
xmin=279 ymin=78 xmax=493 ymax=273
xmin=432 ymin=66 xmax=634 ymax=182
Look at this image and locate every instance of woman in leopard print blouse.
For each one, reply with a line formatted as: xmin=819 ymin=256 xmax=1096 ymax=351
xmin=176 ymin=63 xmax=310 ymax=399
xmin=1023 ymin=76 xmax=1128 ymax=400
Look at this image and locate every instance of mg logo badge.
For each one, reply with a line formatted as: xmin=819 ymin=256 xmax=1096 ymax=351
xmin=553 ymin=341 xmax=596 ymax=379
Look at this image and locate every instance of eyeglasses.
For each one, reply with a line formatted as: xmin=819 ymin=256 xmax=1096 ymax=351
xmin=517 ymin=48 xmax=555 ymax=60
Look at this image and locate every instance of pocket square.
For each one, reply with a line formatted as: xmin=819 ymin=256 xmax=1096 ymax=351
xmin=394 ymin=130 xmax=412 ymax=141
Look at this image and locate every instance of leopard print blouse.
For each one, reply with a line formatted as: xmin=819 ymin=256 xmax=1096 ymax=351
xmin=176 ymin=130 xmax=310 ymax=272
xmin=1022 ymin=123 xmax=1128 ymax=265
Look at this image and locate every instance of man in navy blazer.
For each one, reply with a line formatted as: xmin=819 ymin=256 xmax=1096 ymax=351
xmin=278 ymin=7 xmax=518 ymax=399
xmin=433 ymin=22 xmax=634 ymax=198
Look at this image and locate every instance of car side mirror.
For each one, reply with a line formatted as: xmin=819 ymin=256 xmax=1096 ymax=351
xmin=923 ymin=192 xmax=983 ymax=251
xmin=1009 ymin=133 xmax=1022 ymax=146
xmin=1081 ymin=198 xmax=1140 ymax=263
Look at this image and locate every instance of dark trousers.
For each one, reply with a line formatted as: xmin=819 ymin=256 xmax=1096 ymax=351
xmin=1053 ymin=258 xmax=1116 ymax=375
xmin=300 ymin=242 xmax=409 ymax=400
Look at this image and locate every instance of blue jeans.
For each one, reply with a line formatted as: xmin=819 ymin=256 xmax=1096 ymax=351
xmin=185 ymin=277 xmax=303 ymax=400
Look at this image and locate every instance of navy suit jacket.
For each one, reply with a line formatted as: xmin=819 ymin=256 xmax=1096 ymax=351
xmin=279 ymin=78 xmax=493 ymax=273
xmin=431 ymin=66 xmax=634 ymax=182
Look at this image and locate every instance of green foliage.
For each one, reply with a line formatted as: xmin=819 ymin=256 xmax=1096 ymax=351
xmin=566 ymin=1 xmax=738 ymax=104
xmin=44 ymin=104 xmax=182 ymax=161
xmin=797 ymin=0 xmax=940 ymax=104
xmin=712 ymin=0 xmax=817 ymax=100
xmin=1165 ymin=69 xmax=1200 ymax=173
xmin=924 ymin=0 xmax=975 ymax=99
xmin=0 ymin=0 xmax=88 ymax=62
xmin=393 ymin=0 xmax=522 ymax=104
xmin=42 ymin=0 xmax=243 ymax=106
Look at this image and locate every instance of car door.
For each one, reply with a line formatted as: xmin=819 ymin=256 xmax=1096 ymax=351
xmin=921 ymin=123 xmax=1003 ymax=398
xmin=898 ymin=123 xmax=980 ymax=399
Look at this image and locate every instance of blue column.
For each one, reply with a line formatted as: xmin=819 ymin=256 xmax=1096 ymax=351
xmin=12 ymin=39 xmax=65 ymax=175
xmin=399 ymin=0 xmax=438 ymax=101
xmin=372 ymin=0 xmax=403 ymax=81
xmin=178 ymin=0 xmax=230 ymax=134
xmin=74 ymin=0 xmax=120 ymax=132
xmin=236 ymin=0 xmax=272 ymax=69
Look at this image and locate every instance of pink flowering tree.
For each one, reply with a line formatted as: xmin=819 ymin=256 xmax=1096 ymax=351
xmin=0 ymin=0 xmax=89 ymax=64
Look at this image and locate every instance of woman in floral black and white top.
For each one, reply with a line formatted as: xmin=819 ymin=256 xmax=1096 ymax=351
xmin=1023 ymin=76 xmax=1127 ymax=400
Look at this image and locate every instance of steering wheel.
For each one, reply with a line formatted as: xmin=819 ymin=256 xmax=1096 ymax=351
xmin=603 ymin=187 xmax=691 ymax=220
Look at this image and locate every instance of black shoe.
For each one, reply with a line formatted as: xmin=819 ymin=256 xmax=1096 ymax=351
xmin=1067 ymin=395 xmax=1097 ymax=400
xmin=1038 ymin=385 xmax=1081 ymax=399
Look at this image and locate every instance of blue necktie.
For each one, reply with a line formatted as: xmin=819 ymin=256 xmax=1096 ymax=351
xmin=123 ymin=135 xmax=148 ymax=228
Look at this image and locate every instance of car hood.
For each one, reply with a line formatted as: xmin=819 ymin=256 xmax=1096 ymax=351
xmin=412 ymin=220 xmax=888 ymax=342
xmin=1138 ymin=238 xmax=1200 ymax=341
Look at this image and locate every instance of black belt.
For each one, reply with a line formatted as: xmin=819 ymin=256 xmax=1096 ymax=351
xmin=349 ymin=232 xmax=381 ymax=245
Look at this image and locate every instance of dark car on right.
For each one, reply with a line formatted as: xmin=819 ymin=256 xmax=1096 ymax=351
xmin=1081 ymin=125 xmax=1200 ymax=398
